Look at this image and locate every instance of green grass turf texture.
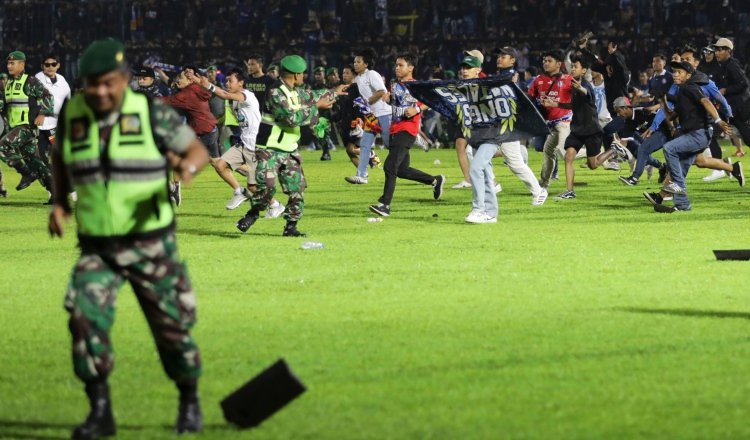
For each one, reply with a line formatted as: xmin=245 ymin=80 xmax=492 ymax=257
xmin=0 ymin=145 xmax=749 ymax=440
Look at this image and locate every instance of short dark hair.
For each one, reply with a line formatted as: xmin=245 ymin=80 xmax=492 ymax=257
xmin=680 ymin=45 xmax=699 ymax=58
xmin=246 ymin=53 xmax=264 ymax=64
xmin=355 ymin=48 xmax=376 ymax=67
xmin=396 ymin=53 xmax=417 ymax=68
xmin=653 ymin=53 xmax=667 ymax=62
xmin=42 ymin=53 xmax=59 ymax=63
xmin=227 ymin=68 xmax=247 ymax=84
xmin=342 ymin=64 xmax=354 ymax=73
xmin=570 ymin=55 xmax=590 ymax=69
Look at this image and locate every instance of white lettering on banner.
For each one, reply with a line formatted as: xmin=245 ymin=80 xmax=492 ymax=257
xmin=451 ymin=84 xmax=516 ymax=128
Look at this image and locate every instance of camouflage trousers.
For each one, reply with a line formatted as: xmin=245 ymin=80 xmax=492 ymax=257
xmin=252 ymin=149 xmax=307 ymax=221
xmin=0 ymin=125 xmax=50 ymax=179
xmin=64 ymin=231 xmax=201 ymax=384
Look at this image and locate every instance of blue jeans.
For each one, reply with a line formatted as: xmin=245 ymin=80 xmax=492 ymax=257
xmin=470 ymin=143 xmax=499 ymax=217
xmin=662 ymin=127 xmax=712 ymax=209
xmin=356 ymin=115 xmax=391 ymax=177
xmin=632 ymin=131 xmax=666 ymax=180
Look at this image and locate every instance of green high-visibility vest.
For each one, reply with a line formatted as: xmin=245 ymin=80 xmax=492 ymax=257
xmin=224 ymin=98 xmax=238 ymax=126
xmin=61 ymin=89 xmax=174 ymax=238
xmin=4 ymin=73 xmax=30 ymax=128
xmin=256 ymin=84 xmax=301 ymax=152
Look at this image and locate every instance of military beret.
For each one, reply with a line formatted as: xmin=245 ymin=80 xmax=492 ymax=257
xmin=280 ymin=55 xmax=306 ymax=74
xmin=7 ymin=50 xmax=26 ymax=61
xmin=79 ymin=39 xmax=126 ymax=77
xmin=326 ymin=67 xmax=338 ymax=76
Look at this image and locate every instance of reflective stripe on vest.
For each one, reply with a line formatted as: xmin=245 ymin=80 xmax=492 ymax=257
xmin=256 ymin=84 xmax=301 ymax=152
xmin=61 ymin=89 xmax=174 ymax=237
xmin=4 ymin=73 xmax=30 ymax=128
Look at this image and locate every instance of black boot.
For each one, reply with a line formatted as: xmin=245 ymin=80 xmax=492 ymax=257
xmin=176 ymin=380 xmax=202 ymax=435
xmin=72 ymin=380 xmax=116 ymax=440
xmin=283 ymin=221 xmax=306 ymax=237
xmin=236 ymin=208 xmax=260 ymax=233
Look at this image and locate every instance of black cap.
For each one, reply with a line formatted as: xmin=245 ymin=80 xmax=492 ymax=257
xmin=670 ymin=60 xmax=694 ymax=74
xmin=542 ymin=49 xmax=564 ymax=62
xmin=135 ymin=67 xmax=155 ymax=78
xmin=220 ymin=359 xmax=306 ymax=429
xmin=497 ymin=46 xmax=520 ymax=60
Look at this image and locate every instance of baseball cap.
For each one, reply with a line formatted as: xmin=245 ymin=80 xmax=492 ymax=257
xmin=462 ymin=50 xmax=484 ymax=64
xmin=326 ymin=67 xmax=338 ymax=76
xmin=701 ymin=46 xmax=715 ymax=54
xmin=135 ymin=67 xmax=155 ymax=78
xmin=497 ymin=46 xmax=520 ymax=60
xmin=314 ymin=66 xmax=326 ymax=74
xmin=670 ymin=60 xmax=694 ymax=74
xmin=712 ymin=37 xmax=734 ymax=51
xmin=613 ymin=96 xmax=631 ymax=108
xmin=267 ymin=64 xmax=278 ymax=72
xmin=460 ymin=55 xmax=482 ymax=68
xmin=206 ymin=64 xmax=218 ymax=71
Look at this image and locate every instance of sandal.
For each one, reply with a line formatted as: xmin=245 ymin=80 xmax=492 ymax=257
xmin=735 ymin=151 xmax=746 ymax=157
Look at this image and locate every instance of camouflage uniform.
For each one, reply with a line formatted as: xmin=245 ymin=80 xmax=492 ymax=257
xmin=251 ymin=84 xmax=335 ymax=221
xmin=0 ymin=74 xmax=54 ymax=185
xmin=62 ymin=99 xmax=202 ymax=383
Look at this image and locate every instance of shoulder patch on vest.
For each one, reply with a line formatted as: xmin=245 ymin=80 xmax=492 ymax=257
xmin=119 ymin=113 xmax=142 ymax=135
xmin=71 ymin=118 xmax=89 ymax=142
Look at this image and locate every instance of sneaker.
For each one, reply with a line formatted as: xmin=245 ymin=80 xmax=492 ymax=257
xmin=369 ymin=203 xmax=390 ymax=217
xmin=732 ymin=161 xmax=745 ymax=187
xmin=452 ymin=180 xmax=472 ymax=189
xmin=723 ymin=157 xmax=733 ymax=177
xmin=266 ymin=200 xmax=285 ymax=218
xmin=645 ymin=165 xmax=654 ymax=180
xmin=643 ymin=191 xmax=663 ymax=206
xmin=320 ymin=153 xmax=331 ymax=161
xmin=171 ymin=182 xmax=182 ymax=207
xmin=433 ymin=175 xmax=445 ymax=200
xmin=494 ymin=183 xmax=502 ymax=193
xmin=610 ymin=142 xmax=629 ymax=160
xmin=225 ymin=190 xmax=249 ymax=210
xmin=657 ymin=164 xmax=668 ymax=184
xmin=15 ymin=174 xmax=37 ymax=191
xmin=236 ymin=213 xmax=259 ymax=233
xmin=465 ymin=210 xmax=496 ymax=224
xmin=556 ymin=190 xmax=576 ymax=199
xmin=662 ymin=182 xmax=686 ymax=195
xmin=0 ymin=188 xmax=7 ymax=197
xmin=532 ymin=188 xmax=548 ymax=206
xmin=702 ymin=169 xmax=727 ymax=182
xmin=369 ymin=154 xmax=381 ymax=169
xmin=603 ymin=160 xmax=620 ymax=171
xmin=345 ymin=176 xmax=368 ymax=184
xmin=654 ymin=203 xmax=689 ymax=213
xmin=618 ymin=175 xmax=638 ymax=186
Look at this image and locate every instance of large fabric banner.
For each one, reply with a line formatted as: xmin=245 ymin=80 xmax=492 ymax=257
xmin=404 ymin=77 xmax=549 ymax=137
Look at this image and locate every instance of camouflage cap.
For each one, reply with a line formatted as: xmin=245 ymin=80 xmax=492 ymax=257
xmin=206 ymin=64 xmax=218 ymax=71
xmin=79 ymin=39 xmax=126 ymax=77
xmin=280 ymin=55 xmax=306 ymax=74
xmin=314 ymin=66 xmax=326 ymax=74
xmin=267 ymin=64 xmax=279 ymax=72
xmin=7 ymin=50 xmax=26 ymax=61
xmin=326 ymin=67 xmax=338 ymax=76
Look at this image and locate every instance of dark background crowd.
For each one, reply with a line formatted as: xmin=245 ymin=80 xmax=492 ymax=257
xmin=2 ymin=0 xmax=750 ymax=82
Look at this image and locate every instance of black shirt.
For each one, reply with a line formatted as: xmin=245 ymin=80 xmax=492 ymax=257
xmin=672 ymin=82 xmax=709 ymax=133
xmin=713 ymin=57 xmax=750 ymax=117
xmin=245 ymin=74 xmax=275 ymax=112
xmin=570 ymin=79 xmax=601 ymax=136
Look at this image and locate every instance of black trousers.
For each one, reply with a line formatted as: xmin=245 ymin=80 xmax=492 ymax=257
xmin=38 ymin=129 xmax=53 ymax=166
xmin=378 ymin=131 xmax=434 ymax=206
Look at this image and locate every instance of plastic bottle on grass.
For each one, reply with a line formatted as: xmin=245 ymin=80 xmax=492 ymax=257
xmin=367 ymin=217 xmax=383 ymax=222
xmin=300 ymin=241 xmax=324 ymax=250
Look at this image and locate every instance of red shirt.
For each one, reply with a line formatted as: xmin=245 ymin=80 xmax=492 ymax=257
xmin=161 ymin=83 xmax=216 ymax=135
xmin=389 ymin=80 xmax=422 ymax=137
xmin=528 ymin=73 xmax=574 ymax=122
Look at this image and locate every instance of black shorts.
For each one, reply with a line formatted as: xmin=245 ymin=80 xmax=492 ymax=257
xmin=566 ymin=132 xmax=603 ymax=157
xmin=446 ymin=120 xmax=465 ymax=141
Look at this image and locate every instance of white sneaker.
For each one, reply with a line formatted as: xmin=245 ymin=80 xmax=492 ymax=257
xmin=603 ymin=160 xmax=620 ymax=171
xmin=452 ymin=180 xmax=472 ymax=189
xmin=494 ymin=183 xmax=502 ymax=193
xmin=532 ymin=188 xmax=548 ymax=206
xmin=225 ymin=190 xmax=249 ymax=210
xmin=702 ymin=169 xmax=727 ymax=182
xmin=465 ymin=210 xmax=497 ymax=224
xmin=266 ymin=201 xmax=285 ymax=218
xmin=345 ymin=176 xmax=368 ymax=184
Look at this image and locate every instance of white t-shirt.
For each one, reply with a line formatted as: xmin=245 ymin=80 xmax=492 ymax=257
xmin=355 ymin=69 xmax=391 ymax=117
xmin=34 ymin=72 xmax=71 ymax=131
xmin=233 ymin=90 xmax=261 ymax=151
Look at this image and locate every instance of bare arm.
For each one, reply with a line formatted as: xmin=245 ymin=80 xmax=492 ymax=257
xmin=368 ymin=89 xmax=386 ymax=105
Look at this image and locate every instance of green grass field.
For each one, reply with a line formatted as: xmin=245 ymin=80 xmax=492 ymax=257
xmin=1 ymin=145 xmax=749 ymax=439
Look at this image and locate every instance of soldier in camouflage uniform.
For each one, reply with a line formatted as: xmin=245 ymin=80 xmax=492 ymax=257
xmin=0 ymin=50 xmax=55 ymax=196
xmin=236 ymin=54 xmax=348 ymax=236
xmin=48 ymin=40 xmax=209 ymax=440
